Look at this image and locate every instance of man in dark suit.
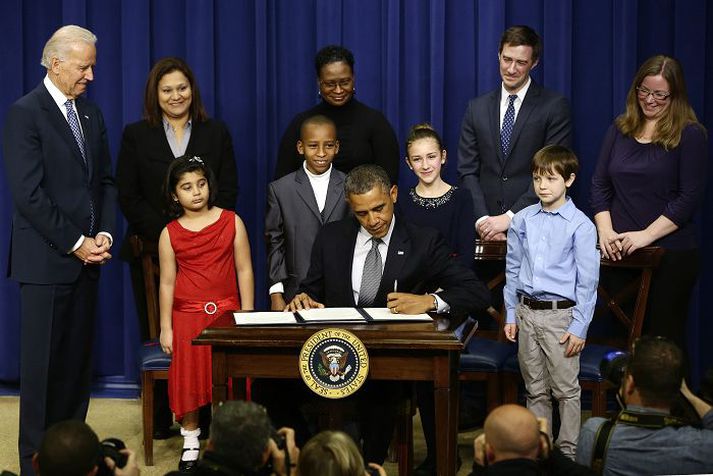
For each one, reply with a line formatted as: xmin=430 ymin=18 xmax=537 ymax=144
xmin=2 ymin=25 xmax=116 ymax=474
xmin=286 ymin=164 xmax=490 ymax=463
xmin=458 ymin=25 xmax=571 ymax=241
xmin=265 ymin=115 xmax=349 ymax=310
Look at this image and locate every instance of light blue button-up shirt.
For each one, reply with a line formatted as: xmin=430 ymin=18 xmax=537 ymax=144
xmin=504 ymin=197 xmax=599 ymax=338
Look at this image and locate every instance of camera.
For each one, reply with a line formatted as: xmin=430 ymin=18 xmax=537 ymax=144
xmin=96 ymin=438 xmax=128 ymax=476
xmin=262 ymin=429 xmax=289 ymax=476
xmin=599 ymin=351 xmax=630 ymax=387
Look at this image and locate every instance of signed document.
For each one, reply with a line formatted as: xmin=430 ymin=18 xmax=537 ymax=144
xmin=233 ymin=312 xmax=297 ymax=326
xmin=362 ymin=308 xmax=433 ymax=321
xmin=297 ymin=307 xmax=366 ymax=322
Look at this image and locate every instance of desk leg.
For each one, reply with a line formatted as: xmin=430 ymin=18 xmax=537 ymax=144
xmin=212 ymin=351 xmax=228 ymax=408
xmin=434 ymin=352 xmax=459 ymax=476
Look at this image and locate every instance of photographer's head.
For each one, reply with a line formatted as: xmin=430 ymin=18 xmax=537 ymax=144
xmin=208 ymin=401 xmax=274 ymax=471
xmin=297 ymin=431 xmax=364 ymax=476
xmin=483 ymin=404 xmax=541 ymax=463
xmin=33 ymin=420 xmax=100 ymax=476
xmin=622 ymin=336 xmax=684 ymax=409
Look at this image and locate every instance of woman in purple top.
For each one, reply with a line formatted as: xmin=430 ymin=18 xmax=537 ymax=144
xmin=590 ymin=55 xmax=707 ymax=351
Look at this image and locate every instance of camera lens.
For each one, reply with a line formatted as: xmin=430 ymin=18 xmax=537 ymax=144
xmin=600 ymin=351 xmax=629 ymax=387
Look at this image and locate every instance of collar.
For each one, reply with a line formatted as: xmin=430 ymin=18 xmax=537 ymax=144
xmin=43 ymin=74 xmax=71 ymax=108
xmin=501 ymin=76 xmax=532 ymax=103
xmin=302 ymin=161 xmax=332 ymax=180
xmin=163 ymin=116 xmax=192 ymax=132
xmin=625 ymin=404 xmax=671 ymax=416
xmin=357 ymin=214 xmax=396 ymax=249
xmin=534 ymin=196 xmax=576 ymax=221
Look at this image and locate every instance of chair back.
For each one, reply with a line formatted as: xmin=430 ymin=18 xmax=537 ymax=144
xmin=597 ymin=246 xmax=664 ymax=349
xmin=129 ymin=235 xmax=161 ymax=340
xmin=473 ymin=240 xmax=508 ymax=340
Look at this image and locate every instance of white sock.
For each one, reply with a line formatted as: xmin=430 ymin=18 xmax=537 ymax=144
xmin=180 ymin=427 xmax=200 ymax=460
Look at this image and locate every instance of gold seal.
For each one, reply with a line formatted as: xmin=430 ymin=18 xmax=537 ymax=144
xmin=299 ymin=328 xmax=369 ymax=399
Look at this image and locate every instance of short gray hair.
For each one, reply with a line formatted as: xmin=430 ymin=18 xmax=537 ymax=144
xmin=41 ymin=25 xmax=97 ymax=69
xmin=344 ymin=164 xmax=391 ymax=197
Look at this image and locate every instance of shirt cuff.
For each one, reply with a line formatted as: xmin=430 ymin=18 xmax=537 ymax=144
xmin=269 ymin=282 xmax=285 ymax=295
xmin=69 ymin=235 xmax=85 ymax=254
xmin=96 ymin=231 xmax=113 ymax=247
xmin=506 ymin=210 xmax=515 ymax=219
xmin=431 ymin=293 xmax=450 ymax=313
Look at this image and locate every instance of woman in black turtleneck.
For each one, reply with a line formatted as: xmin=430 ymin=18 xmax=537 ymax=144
xmin=273 ymin=45 xmax=400 ymax=184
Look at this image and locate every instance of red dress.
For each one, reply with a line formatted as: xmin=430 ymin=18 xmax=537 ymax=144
xmin=167 ymin=209 xmax=240 ymax=419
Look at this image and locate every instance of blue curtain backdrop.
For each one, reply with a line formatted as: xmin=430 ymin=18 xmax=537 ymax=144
xmin=0 ymin=0 xmax=711 ymax=393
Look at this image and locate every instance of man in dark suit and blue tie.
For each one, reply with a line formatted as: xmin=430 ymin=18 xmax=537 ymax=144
xmin=2 ymin=25 xmax=116 ymax=474
xmin=458 ymin=25 xmax=571 ymax=241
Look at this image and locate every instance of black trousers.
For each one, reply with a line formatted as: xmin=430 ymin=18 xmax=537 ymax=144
xmin=18 ymin=269 xmax=98 ymax=476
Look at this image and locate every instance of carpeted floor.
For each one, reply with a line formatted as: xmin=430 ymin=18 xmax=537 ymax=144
xmin=0 ymin=396 xmax=479 ymax=475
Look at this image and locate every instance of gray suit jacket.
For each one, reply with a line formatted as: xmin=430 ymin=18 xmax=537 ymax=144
xmin=265 ymin=166 xmax=349 ymax=301
xmin=457 ymin=80 xmax=571 ymax=220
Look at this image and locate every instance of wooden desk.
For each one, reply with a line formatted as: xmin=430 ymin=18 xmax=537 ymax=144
xmin=195 ymin=312 xmax=464 ymax=476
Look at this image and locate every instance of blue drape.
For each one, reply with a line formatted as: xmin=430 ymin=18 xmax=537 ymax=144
xmin=1 ymin=0 xmax=712 ymax=392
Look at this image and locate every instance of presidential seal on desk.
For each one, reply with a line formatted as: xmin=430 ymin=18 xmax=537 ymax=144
xmin=299 ymin=328 xmax=369 ymax=399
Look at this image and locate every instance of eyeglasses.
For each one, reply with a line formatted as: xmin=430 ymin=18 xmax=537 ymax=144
xmin=636 ymin=86 xmax=670 ymax=101
xmin=320 ymin=78 xmax=353 ymax=91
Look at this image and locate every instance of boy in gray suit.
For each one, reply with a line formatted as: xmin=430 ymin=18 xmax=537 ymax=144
xmin=266 ymin=115 xmax=349 ymax=310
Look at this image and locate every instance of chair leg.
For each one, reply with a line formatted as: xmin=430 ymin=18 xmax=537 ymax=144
xmin=591 ymin=383 xmax=607 ymax=417
xmin=142 ymin=371 xmax=155 ymax=466
xmin=485 ymin=374 xmax=502 ymax=412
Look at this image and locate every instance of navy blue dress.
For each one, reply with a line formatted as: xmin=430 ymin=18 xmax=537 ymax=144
xmin=397 ymin=185 xmax=475 ymax=269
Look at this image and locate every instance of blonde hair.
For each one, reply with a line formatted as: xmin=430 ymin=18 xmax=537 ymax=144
xmin=615 ymin=55 xmax=703 ymax=150
xmin=41 ymin=25 xmax=97 ymax=69
xmin=297 ymin=431 xmax=365 ymax=476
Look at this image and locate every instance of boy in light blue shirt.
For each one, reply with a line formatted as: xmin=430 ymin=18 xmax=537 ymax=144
xmin=503 ymin=144 xmax=599 ymax=458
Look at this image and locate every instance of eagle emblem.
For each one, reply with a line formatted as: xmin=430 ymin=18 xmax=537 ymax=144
xmin=319 ymin=345 xmax=353 ymax=382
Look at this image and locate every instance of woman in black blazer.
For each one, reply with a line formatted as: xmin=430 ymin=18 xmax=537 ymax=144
xmin=116 ymin=57 xmax=237 ymax=447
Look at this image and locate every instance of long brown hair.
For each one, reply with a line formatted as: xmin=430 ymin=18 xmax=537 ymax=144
xmin=143 ymin=57 xmax=208 ymax=127
xmin=615 ymin=55 xmax=703 ymax=150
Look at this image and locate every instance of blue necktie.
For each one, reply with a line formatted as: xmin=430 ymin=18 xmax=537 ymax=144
xmin=501 ymin=94 xmax=517 ymax=156
xmin=358 ymin=238 xmax=383 ymax=307
xmin=65 ymin=100 xmax=95 ymax=234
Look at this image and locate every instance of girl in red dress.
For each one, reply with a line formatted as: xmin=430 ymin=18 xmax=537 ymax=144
xmin=158 ymin=155 xmax=254 ymax=470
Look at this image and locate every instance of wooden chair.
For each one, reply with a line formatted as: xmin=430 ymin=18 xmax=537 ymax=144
xmin=502 ymin=246 xmax=664 ymax=416
xmin=129 ymin=235 xmax=170 ymax=466
xmin=458 ymin=240 xmax=515 ymax=414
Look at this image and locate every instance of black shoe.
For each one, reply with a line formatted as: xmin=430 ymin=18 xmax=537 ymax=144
xmin=153 ymin=426 xmax=178 ymax=440
xmin=178 ymin=448 xmax=200 ymax=472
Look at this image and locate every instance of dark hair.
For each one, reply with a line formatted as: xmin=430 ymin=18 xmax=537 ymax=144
xmin=143 ymin=57 xmax=208 ymax=127
xmin=315 ymin=45 xmax=355 ymax=76
xmin=405 ymin=123 xmax=444 ymax=155
xmin=300 ymin=114 xmax=337 ymax=139
xmin=298 ymin=431 xmax=365 ymax=476
xmin=531 ymin=144 xmax=579 ymax=179
xmin=210 ymin=401 xmax=273 ymax=472
xmin=344 ymin=164 xmax=392 ymax=196
xmin=164 ymin=155 xmax=218 ymax=218
xmin=628 ymin=336 xmax=684 ymax=408
xmin=499 ymin=25 xmax=542 ymax=63
xmin=615 ymin=55 xmax=703 ymax=150
xmin=37 ymin=421 xmax=100 ymax=476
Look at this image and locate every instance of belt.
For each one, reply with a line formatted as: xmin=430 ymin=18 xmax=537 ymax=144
xmin=173 ymin=296 xmax=238 ymax=315
xmin=519 ymin=295 xmax=575 ymax=310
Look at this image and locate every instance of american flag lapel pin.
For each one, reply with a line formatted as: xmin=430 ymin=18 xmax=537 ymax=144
xmin=397 ymin=250 xmax=404 ymax=255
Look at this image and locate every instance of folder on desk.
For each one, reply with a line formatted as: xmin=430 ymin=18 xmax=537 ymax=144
xmin=233 ymin=308 xmax=433 ymax=326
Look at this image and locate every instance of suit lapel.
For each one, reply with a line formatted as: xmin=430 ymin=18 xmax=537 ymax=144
xmin=488 ymin=90 xmax=505 ymax=164
xmin=75 ymin=98 xmax=92 ymax=177
xmin=38 ymin=85 xmax=87 ymax=170
xmin=506 ymin=82 xmax=541 ymax=160
xmin=294 ymin=167 xmax=322 ymax=222
xmin=322 ymin=171 xmax=344 ymax=222
xmin=375 ymin=219 xmax=410 ymax=305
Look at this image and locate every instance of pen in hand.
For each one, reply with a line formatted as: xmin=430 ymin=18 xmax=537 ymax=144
xmin=393 ymin=280 xmax=398 ymax=293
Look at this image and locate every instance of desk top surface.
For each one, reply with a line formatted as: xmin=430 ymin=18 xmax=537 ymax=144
xmin=194 ymin=312 xmax=464 ymax=351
